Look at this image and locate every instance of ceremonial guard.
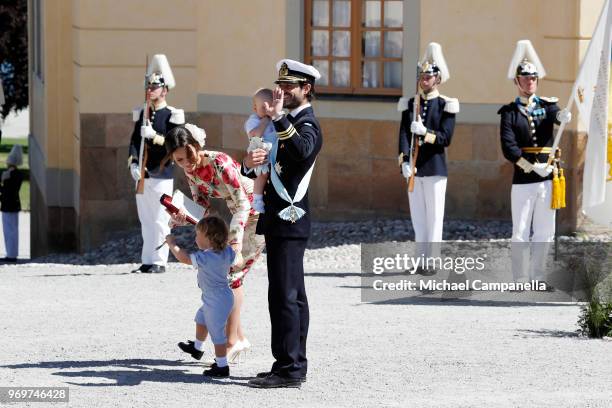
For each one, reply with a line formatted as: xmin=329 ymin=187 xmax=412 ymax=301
xmin=398 ymin=42 xmax=459 ymax=266
xmin=128 ymin=54 xmax=185 ymax=273
xmin=499 ymin=40 xmax=571 ymax=283
xmin=242 ymin=59 xmax=322 ymax=388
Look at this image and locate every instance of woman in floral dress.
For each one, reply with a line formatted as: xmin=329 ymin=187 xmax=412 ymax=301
xmin=165 ymin=124 xmax=265 ymax=362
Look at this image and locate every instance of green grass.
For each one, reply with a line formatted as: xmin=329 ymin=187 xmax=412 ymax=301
xmin=0 ymin=137 xmax=30 ymax=211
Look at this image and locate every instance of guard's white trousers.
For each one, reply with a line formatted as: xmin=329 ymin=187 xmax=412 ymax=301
xmin=408 ymin=176 xmax=447 ymax=258
xmin=2 ymin=212 xmax=19 ymax=258
xmin=136 ymin=178 xmax=173 ymax=266
xmin=511 ymin=180 xmax=555 ymax=281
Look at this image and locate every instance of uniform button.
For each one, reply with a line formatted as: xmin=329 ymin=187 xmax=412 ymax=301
xmin=531 ymin=129 xmax=536 ymax=134
xmin=263 ymin=191 xmax=267 ymax=195
xmin=424 ymin=106 xmax=428 ymax=110
xmin=280 ymin=143 xmax=284 ymax=149
xmin=530 ymin=122 xmax=535 ymax=127
xmin=534 ymin=143 xmax=538 ymax=147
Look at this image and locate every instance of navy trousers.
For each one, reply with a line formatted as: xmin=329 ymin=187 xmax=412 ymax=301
xmin=265 ymin=235 xmax=309 ymax=379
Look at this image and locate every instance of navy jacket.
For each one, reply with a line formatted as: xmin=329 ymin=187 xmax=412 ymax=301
xmin=242 ymin=106 xmax=323 ymax=238
xmin=398 ymin=92 xmax=457 ymax=177
xmin=0 ymin=168 xmax=23 ymax=212
xmin=498 ymin=96 xmax=560 ymax=184
xmin=128 ymin=105 xmax=183 ymax=179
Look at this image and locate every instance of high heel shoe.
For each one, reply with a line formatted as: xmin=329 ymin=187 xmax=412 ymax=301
xmin=227 ymin=340 xmax=246 ymax=364
xmin=241 ymin=338 xmax=251 ymax=358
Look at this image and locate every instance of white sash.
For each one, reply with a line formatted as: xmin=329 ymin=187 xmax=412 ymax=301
xmin=269 ymin=138 xmax=316 ymax=223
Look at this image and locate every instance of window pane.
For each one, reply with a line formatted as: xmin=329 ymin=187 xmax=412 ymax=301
xmin=332 ymin=0 xmax=351 ymax=27
xmin=363 ymin=31 xmax=380 ymax=57
xmin=384 ymin=0 xmax=403 ymax=27
xmin=384 ymin=31 xmax=402 ymax=58
xmin=384 ymin=61 xmax=402 ymax=88
xmin=362 ymin=61 xmax=380 ymax=87
xmin=363 ymin=0 xmax=381 ymax=27
xmin=332 ymin=30 xmax=350 ymax=57
xmin=332 ymin=61 xmax=350 ymax=87
xmin=313 ymin=60 xmax=329 ymax=86
xmin=312 ymin=0 xmax=329 ymax=26
xmin=312 ymin=30 xmax=329 ymax=56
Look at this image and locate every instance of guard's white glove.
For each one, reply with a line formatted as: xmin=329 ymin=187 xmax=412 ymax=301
xmin=532 ymin=162 xmax=554 ymax=177
xmin=140 ymin=124 xmax=156 ymax=140
xmin=130 ymin=163 xmax=141 ymax=181
xmin=556 ymin=109 xmax=572 ymax=124
xmin=516 ymin=157 xmax=533 ymax=173
xmin=410 ymin=120 xmax=427 ymax=136
xmin=401 ymin=162 xmax=415 ymax=179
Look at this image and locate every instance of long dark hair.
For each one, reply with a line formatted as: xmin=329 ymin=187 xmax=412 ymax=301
xmin=164 ymin=125 xmax=202 ymax=165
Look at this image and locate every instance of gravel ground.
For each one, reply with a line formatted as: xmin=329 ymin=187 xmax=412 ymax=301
xmin=1 ymin=242 xmax=612 ymax=407
xmin=31 ymin=219 xmax=611 ymax=265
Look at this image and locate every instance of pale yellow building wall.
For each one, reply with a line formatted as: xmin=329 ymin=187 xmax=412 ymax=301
xmin=73 ymin=0 xmax=198 ymax=114
xmin=196 ymin=0 xmax=287 ymax=96
xmin=29 ymin=0 xmax=75 ymax=173
xmin=420 ymin=0 xmax=581 ymax=106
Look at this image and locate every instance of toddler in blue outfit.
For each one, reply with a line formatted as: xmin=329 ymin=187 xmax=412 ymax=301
xmin=166 ymin=216 xmax=235 ymax=378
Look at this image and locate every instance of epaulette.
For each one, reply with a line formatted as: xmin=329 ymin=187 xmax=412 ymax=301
xmin=497 ymin=103 xmax=515 ymax=115
xmin=397 ymin=96 xmax=410 ymax=112
xmin=167 ymin=106 xmax=185 ymax=124
xmin=539 ymin=96 xmax=559 ymax=104
xmin=440 ymin=95 xmax=460 ymax=113
xmin=132 ymin=107 xmax=143 ymax=122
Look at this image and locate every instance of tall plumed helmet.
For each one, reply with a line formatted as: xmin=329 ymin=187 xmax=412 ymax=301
xmin=418 ymin=42 xmax=450 ymax=84
xmin=6 ymin=145 xmax=23 ymax=167
xmin=146 ymin=54 xmax=176 ymax=89
xmin=507 ymin=40 xmax=547 ymax=80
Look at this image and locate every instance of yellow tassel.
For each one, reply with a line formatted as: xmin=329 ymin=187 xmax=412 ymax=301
xmin=551 ymin=170 xmax=561 ymax=209
xmin=559 ymin=168 xmax=566 ymax=208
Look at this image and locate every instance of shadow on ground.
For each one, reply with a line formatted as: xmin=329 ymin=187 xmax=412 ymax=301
xmin=2 ymin=359 xmax=253 ymax=387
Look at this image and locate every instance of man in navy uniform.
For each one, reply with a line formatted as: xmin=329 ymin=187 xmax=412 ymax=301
xmin=398 ymin=42 xmax=459 ymax=272
xmin=499 ymin=40 xmax=571 ymax=284
xmin=128 ymin=54 xmax=185 ymax=274
xmin=243 ymin=59 xmax=322 ymax=388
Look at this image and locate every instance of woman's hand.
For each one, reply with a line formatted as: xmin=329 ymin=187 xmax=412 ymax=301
xmin=244 ymin=148 xmax=268 ymax=169
xmin=168 ymin=209 xmax=188 ymax=227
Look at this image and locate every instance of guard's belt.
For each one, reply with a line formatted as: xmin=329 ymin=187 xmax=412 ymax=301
xmin=521 ymin=147 xmax=552 ymax=154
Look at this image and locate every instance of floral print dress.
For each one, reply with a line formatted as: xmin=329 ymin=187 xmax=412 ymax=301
xmin=184 ymin=150 xmax=265 ymax=288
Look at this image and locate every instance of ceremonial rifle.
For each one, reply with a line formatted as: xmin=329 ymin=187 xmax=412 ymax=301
xmin=136 ymin=55 xmax=150 ymax=194
xmin=408 ymin=66 xmax=421 ymax=192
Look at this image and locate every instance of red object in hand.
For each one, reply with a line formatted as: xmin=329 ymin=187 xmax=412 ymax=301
xmin=160 ymin=194 xmax=198 ymax=225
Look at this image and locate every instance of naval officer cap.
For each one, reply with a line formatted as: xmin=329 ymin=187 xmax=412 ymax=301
xmin=275 ymin=59 xmax=321 ymax=84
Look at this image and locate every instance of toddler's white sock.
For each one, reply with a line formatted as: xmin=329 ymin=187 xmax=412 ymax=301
xmin=194 ymin=339 xmax=204 ymax=351
xmin=216 ymin=356 xmax=228 ymax=367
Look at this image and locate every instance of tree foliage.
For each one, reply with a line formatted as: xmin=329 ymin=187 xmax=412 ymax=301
xmin=0 ymin=0 xmax=28 ymax=119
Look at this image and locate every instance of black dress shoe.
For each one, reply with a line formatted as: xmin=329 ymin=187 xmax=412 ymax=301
xmin=132 ymin=264 xmax=152 ymax=273
xmin=248 ymin=373 xmax=302 ymax=388
xmin=256 ymin=371 xmax=306 ymax=382
xmin=203 ymin=363 xmax=229 ymax=378
xmin=144 ymin=265 xmax=165 ymax=274
xmin=178 ymin=340 xmax=204 ymax=360
xmin=1 ymin=257 xmax=17 ymax=263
